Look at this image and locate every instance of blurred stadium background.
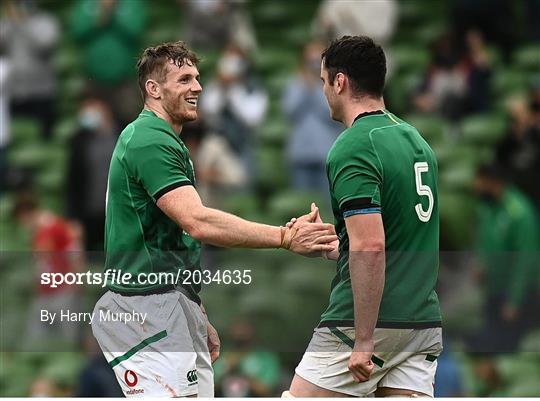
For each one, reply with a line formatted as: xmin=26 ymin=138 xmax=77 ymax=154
xmin=0 ymin=0 xmax=539 ymax=397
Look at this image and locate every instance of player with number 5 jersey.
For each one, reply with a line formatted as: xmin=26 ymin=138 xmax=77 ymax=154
xmin=288 ymin=36 xmax=442 ymax=398
xmin=321 ymin=108 xmax=441 ymax=327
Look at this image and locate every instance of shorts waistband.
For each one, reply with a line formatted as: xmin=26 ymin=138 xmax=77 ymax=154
xmin=109 ymin=285 xmax=200 ymax=304
xmin=318 ymin=320 xmax=442 ymax=329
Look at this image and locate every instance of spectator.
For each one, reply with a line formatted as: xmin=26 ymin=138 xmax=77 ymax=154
xmin=414 ymin=31 xmax=492 ymax=120
xmin=434 ymin=341 xmax=465 ymax=397
xmin=281 ymin=41 xmax=341 ymax=192
xmin=14 ymin=192 xmax=83 ymax=345
xmin=29 ymin=377 xmax=71 ymax=397
xmin=182 ymin=120 xmax=248 ymax=208
xmin=77 ymin=330 xmax=123 ymax=397
xmin=66 ymin=96 xmax=118 ymax=252
xmin=0 ymin=0 xmax=59 ymax=141
xmin=70 ymin=0 xmax=147 ymax=127
xmin=312 ymin=0 xmax=397 ymax=45
xmin=451 ymin=0 xmax=516 ymax=62
xmin=462 ymin=30 xmax=493 ymax=114
xmin=213 ymin=321 xmax=282 ymax=397
xmin=200 ymin=43 xmax=268 ymax=171
xmin=496 ymin=84 xmax=540 ymax=208
xmin=469 ymin=163 xmax=540 ymax=353
xmin=179 ymin=0 xmax=257 ymax=52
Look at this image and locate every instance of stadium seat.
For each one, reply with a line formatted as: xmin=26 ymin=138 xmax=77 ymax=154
xmin=390 ymin=46 xmax=430 ymax=74
xmin=10 ymin=118 xmax=42 ymax=146
xmin=398 ymin=0 xmax=447 ymax=26
xmin=265 ymin=74 xmax=291 ymax=103
xmin=434 ymin=143 xmax=483 ymax=171
xmin=53 ymin=46 xmax=81 ymax=78
xmin=439 ymin=163 xmax=475 ymax=191
xmin=385 ymin=72 xmax=422 ymax=115
xmin=255 ymin=147 xmax=289 ymax=194
xmin=519 ymin=328 xmax=540 ymax=352
xmin=497 ymin=355 xmax=540 ymax=396
xmin=258 ymin=117 xmax=289 ymax=148
xmin=220 ymin=193 xmax=260 ymax=220
xmin=266 ymin=190 xmax=329 ymax=225
xmin=52 ymin=117 xmax=78 ymax=144
xmin=41 ymin=353 xmax=86 ymax=390
xmin=513 ymin=44 xmax=540 ymax=72
xmin=460 ymin=114 xmax=506 ymax=146
xmin=251 ymin=1 xmax=293 ymax=26
xmin=9 ymin=143 xmax=66 ymax=172
xmin=404 ymin=114 xmax=448 ymax=145
xmin=0 ymin=354 xmax=36 ymax=397
xmin=493 ymin=68 xmax=529 ymax=97
xmin=487 ymin=46 xmax=503 ymax=70
xmin=439 ymin=192 xmax=478 ymax=249
xmin=35 ymin=169 xmax=65 ymax=194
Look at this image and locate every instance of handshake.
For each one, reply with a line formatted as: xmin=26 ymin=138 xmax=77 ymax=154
xmin=279 ymin=203 xmax=339 ymax=259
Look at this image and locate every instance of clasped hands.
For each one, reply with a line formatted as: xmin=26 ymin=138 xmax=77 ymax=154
xmin=280 ymin=203 xmax=339 ymax=258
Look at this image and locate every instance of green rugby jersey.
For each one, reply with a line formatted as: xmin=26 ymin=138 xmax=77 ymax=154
xmin=104 ymin=109 xmax=201 ymax=302
xmin=320 ymin=110 xmax=442 ymax=328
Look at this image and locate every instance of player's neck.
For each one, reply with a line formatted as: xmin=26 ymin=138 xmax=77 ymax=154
xmin=343 ymin=97 xmax=385 ymax=128
xmin=143 ymin=103 xmax=183 ymax=135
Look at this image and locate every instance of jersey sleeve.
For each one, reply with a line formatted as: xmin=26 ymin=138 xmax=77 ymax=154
xmin=126 ymin=135 xmax=193 ymax=201
xmin=327 ymin=134 xmax=383 ymax=217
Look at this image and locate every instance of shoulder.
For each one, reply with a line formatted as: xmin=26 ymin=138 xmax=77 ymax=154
xmin=122 ymin=117 xmax=182 ymax=151
xmin=328 ymin=126 xmax=373 ymax=162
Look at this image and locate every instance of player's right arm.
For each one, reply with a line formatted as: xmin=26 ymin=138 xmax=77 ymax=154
xmin=156 ymin=185 xmax=337 ymax=255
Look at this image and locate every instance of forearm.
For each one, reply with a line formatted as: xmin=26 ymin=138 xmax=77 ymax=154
xmin=349 ymin=250 xmax=385 ymax=343
xmin=190 ymin=206 xmax=281 ymax=248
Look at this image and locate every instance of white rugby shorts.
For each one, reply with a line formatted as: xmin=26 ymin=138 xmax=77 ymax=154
xmin=92 ymin=289 xmax=213 ymax=397
xmin=295 ymin=326 xmax=443 ymax=397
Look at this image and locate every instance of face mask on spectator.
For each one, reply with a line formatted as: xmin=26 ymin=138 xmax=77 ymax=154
xmin=79 ymin=108 xmax=103 ymax=130
xmin=218 ymin=54 xmax=247 ymax=80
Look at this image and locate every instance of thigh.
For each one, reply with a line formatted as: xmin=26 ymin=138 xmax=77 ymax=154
xmin=290 ymin=373 xmax=352 ymax=397
xmin=294 ymin=328 xmax=381 ymax=397
xmin=378 ymin=328 xmax=443 ymax=397
xmin=92 ymin=291 xmax=200 ymax=397
xmin=177 ymin=291 xmax=214 ymax=397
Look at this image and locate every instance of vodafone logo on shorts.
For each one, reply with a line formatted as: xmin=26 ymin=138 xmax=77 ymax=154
xmin=124 ymin=370 xmax=138 ymax=387
xmin=124 ymin=370 xmax=144 ymax=395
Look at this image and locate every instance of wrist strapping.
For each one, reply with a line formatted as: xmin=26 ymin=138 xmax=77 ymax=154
xmin=280 ymin=226 xmax=299 ymax=249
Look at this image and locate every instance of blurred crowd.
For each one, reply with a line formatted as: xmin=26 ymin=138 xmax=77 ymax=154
xmin=1 ymin=0 xmax=539 ymax=397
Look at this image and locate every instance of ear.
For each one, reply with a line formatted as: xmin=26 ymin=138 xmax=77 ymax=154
xmin=145 ymin=79 xmax=161 ymax=100
xmin=334 ymin=72 xmax=346 ymax=95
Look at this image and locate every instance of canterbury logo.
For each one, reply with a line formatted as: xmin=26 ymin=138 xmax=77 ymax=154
xmin=186 ymin=369 xmax=198 ymax=383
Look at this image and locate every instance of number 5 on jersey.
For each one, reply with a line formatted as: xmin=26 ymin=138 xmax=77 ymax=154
xmin=414 ymin=162 xmax=434 ymax=222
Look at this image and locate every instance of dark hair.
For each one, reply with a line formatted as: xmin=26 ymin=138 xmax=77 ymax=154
xmin=13 ymin=192 xmax=38 ymax=219
xmin=321 ymin=36 xmax=386 ymax=98
xmin=477 ymin=162 xmax=508 ymax=182
xmin=136 ymin=41 xmax=200 ymax=100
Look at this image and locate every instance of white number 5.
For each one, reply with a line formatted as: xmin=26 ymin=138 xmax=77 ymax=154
xmin=414 ymin=162 xmax=433 ymax=222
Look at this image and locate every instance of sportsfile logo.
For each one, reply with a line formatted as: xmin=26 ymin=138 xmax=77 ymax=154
xmin=186 ymin=369 xmax=198 ymax=386
xmin=124 ymin=370 xmax=144 ymax=395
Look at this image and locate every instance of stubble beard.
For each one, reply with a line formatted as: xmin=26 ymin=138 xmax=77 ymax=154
xmin=163 ymin=96 xmax=197 ymax=125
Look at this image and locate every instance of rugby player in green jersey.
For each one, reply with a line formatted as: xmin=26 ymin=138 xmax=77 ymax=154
xmin=285 ymin=36 xmax=443 ymax=397
xmin=91 ymin=41 xmax=337 ymax=398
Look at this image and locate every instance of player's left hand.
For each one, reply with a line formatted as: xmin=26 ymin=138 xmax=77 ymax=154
xmin=286 ymin=203 xmax=339 ymax=259
xmin=349 ymin=340 xmax=375 ymax=383
xmin=286 ymin=202 xmax=324 ymax=227
xmin=206 ymin=322 xmax=221 ymax=363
